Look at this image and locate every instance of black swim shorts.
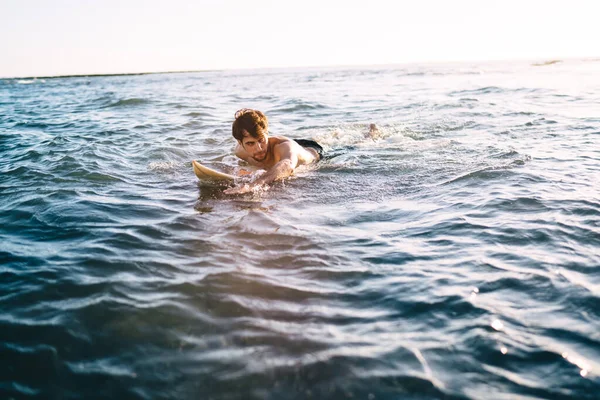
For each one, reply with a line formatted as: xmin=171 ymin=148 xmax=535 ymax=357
xmin=294 ymin=139 xmax=324 ymax=160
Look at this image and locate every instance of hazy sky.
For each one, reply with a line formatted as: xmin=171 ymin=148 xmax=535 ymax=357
xmin=1 ymin=0 xmax=598 ymax=77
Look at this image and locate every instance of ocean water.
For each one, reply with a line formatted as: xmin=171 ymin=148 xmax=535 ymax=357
xmin=1 ymin=59 xmax=599 ymax=400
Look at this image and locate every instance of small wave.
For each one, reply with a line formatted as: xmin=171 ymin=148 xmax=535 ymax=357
xmin=104 ymin=98 xmax=151 ymax=108
xmin=440 ymin=155 xmax=530 ymax=185
xmin=524 ymin=118 xmax=558 ymax=126
xmin=170 ymin=103 xmax=190 ymax=109
xmin=503 ymin=111 xmax=536 ymax=117
xmin=449 ymin=86 xmax=504 ymax=96
xmin=532 ymin=59 xmax=562 ymax=66
xmin=13 ymin=121 xmax=49 ymax=129
xmin=405 ymin=71 xmax=427 ymax=77
xmin=148 ymin=161 xmax=178 ymax=171
xmin=398 ymin=68 xmax=484 ymax=77
xmin=268 ymin=99 xmax=329 ymax=114
xmin=64 ymin=169 xmax=125 ymax=183
xmin=184 ymin=111 xmax=215 ymax=118
xmin=489 ymin=150 xmax=526 ymax=160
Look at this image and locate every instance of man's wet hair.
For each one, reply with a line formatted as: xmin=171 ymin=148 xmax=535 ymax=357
xmin=232 ymin=109 xmax=268 ymax=141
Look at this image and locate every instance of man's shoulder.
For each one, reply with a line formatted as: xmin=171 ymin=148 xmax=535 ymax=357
xmin=270 ymin=135 xmax=292 ymax=144
xmin=234 ymin=142 xmax=245 ymax=156
xmin=272 ymin=136 xmax=301 ymax=154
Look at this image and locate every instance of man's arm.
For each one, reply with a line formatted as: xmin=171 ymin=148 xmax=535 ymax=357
xmin=252 ymin=143 xmax=297 ymax=186
xmin=224 ymin=142 xmax=298 ymax=194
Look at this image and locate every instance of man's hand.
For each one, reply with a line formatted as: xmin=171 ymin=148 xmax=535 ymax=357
xmin=237 ymin=169 xmax=253 ymax=176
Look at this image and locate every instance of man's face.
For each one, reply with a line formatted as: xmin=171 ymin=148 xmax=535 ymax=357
xmin=241 ymin=131 xmax=269 ymax=162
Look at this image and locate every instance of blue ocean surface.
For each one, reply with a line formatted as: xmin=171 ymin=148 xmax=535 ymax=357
xmin=1 ymin=59 xmax=599 ymax=399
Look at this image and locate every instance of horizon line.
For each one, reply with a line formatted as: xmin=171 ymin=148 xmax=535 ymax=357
xmin=2 ymin=56 xmax=598 ymax=80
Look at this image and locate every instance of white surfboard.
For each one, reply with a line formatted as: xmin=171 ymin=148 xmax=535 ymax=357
xmin=192 ymin=160 xmax=236 ymax=182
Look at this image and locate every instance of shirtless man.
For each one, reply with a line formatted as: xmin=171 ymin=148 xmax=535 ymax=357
xmin=224 ymin=109 xmax=323 ymax=194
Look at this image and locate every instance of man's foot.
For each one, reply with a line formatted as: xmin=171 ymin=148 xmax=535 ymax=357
xmin=367 ymin=123 xmax=381 ymax=139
